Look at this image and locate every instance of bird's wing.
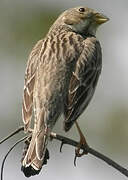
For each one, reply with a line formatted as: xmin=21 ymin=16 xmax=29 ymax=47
xmin=22 ymin=39 xmax=44 ymax=131
xmin=64 ymin=37 xmax=102 ymax=131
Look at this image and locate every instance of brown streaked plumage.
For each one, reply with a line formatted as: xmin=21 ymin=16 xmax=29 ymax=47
xmin=64 ymin=38 xmax=102 ymax=131
xmin=21 ymin=6 xmax=109 ymax=177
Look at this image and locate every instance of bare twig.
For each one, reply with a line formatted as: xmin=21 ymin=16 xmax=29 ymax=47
xmin=0 ymin=126 xmax=128 ymax=178
xmin=1 ymin=136 xmax=28 ymax=180
xmin=50 ymin=132 xmax=128 ymax=177
xmin=0 ymin=126 xmax=24 ymax=144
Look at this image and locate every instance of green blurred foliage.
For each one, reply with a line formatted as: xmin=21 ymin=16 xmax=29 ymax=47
xmin=9 ymin=11 xmax=57 ymax=47
xmin=0 ymin=3 xmax=58 ymax=57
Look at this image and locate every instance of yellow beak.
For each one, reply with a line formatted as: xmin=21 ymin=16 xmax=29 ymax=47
xmin=94 ymin=13 xmax=109 ymax=24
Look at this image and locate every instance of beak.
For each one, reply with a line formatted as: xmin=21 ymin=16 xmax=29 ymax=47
xmin=93 ymin=13 xmax=109 ymax=24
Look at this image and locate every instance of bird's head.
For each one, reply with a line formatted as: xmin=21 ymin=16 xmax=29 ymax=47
xmin=55 ymin=6 xmax=109 ymax=36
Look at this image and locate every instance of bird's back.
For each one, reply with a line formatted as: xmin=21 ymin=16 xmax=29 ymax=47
xmin=33 ymin=27 xmax=84 ymax=128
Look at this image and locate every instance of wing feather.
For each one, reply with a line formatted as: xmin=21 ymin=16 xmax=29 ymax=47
xmin=64 ymin=37 xmax=102 ymax=131
xmin=22 ymin=39 xmax=44 ymax=131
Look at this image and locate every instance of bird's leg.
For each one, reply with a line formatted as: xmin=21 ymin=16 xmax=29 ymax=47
xmin=75 ymin=121 xmax=89 ymax=159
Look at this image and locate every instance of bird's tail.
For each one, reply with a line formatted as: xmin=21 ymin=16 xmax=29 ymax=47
xmin=21 ymin=127 xmax=49 ymax=177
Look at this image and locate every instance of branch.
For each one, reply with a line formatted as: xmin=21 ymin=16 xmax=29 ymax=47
xmin=0 ymin=126 xmax=128 ymax=178
xmin=1 ymin=136 xmax=28 ymax=180
xmin=0 ymin=126 xmax=24 ymax=145
xmin=51 ymin=132 xmax=128 ymax=178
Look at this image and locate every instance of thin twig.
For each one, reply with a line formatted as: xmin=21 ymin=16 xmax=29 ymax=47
xmin=1 ymin=136 xmax=28 ymax=180
xmin=50 ymin=132 xmax=128 ymax=178
xmin=0 ymin=127 xmax=128 ymax=178
xmin=0 ymin=126 xmax=24 ymax=144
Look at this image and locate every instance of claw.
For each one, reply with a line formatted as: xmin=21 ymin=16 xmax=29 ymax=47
xmin=74 ymin=154 xmax=77 ymax=166
xmin=73 ymin=121 xmax=89 ymax=165
xmin=74 ymin=144 xmax=88 ymax=166
xmin=75 ymin=147 xmax=85 ymax=157
xmin=60 ymin=140 xmax=65 ymax=152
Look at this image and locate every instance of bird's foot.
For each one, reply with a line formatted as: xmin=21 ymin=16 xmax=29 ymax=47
xmin=74 ymin=121 xmax=89 ymax=166
xmin=74 ymin=136 xmax=89 ymax=166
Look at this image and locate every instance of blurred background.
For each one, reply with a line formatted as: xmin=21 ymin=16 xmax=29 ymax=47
xmin=0 ymin=0 xmax=128 ymax=179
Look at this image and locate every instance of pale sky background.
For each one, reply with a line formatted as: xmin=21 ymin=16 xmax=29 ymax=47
xmin=0 ymin=0 xmax=128 ymax=180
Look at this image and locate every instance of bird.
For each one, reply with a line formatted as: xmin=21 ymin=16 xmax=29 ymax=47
xmin=21 ymin=6 xmax=109 ymax=177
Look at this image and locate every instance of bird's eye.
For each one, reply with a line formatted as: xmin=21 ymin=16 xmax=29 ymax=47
xmin=79 ymin=8 xmax=85 ymax=13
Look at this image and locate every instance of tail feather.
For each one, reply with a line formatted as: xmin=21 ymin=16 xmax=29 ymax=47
xmin=36 ymin=131 xmax=47 ymax=160
xmin=22 ymin=131 xmax=37 ymax=166
xmin=21 ymin=148 xmax=49 ymax=177
xmin=21 ymin=129 xmax=49 ymax=177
